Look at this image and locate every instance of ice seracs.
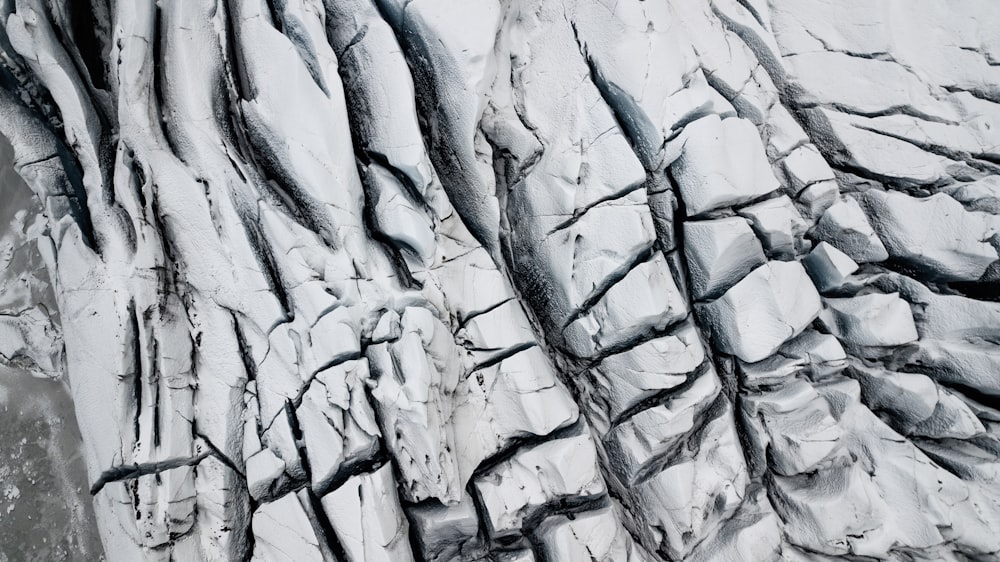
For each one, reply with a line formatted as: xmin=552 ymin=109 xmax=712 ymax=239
xmin=795 ymin=180 xmax=840 ymax=223
xmin=582 ymin=322 xmax=705 ymax=423
xmin=604 ymin=369 xmax=722 ymax=486
xmin=250 ymin=493 xmax=325 ymax=562
xmin=245 ymin=448 xmax=285 ymax=501
xmin=809 ymin=196 xmax=889 ymax=264
xmin=687 ymin=486 xmax=782 ymax=562
xmin=861 ymin=189 xmax=1000 ymax=282
xmin=623 ymin=401 xmax=748 ymax=560
xmin=850 ymin=362 xmax=985 ymax=440
xmin=320 ymin=464 xmax=415 ymax=562
xmin=947 ymin=176 xmax=1000 ymax=215
xmin=743 ymin=379 xmax=845 ymax=476
xmin=407 ymin=493 xmax=481 ymax=561
xmin=535 ymin=506 xmax=654 ymax=562
xmin=738 ymin=195 xmax=810 ymax=259
xmin=474 ymin=432 xmax=607 ymax=537
xmin=802 ymin=241 xmax=859 ymax=292
xmin=562 ymin=250 xmax=688 ymax=358
xmin=778 ymin=144 xmax=835 ymax=195
xmin=868 ymin=273 xmax=1000 ymax=396
xmin=738 ymin=330 xmax=847 ymax=389
xmin=366 ymin=307 xmax=462 ymax=504
xmin=450 ymin=345 xmax=579 ymax=484
xmin=700 ymin=261 xmax=822 ymax=362
xmin=779 ymin=330 xmax=848 ymax=378
xmin=0 ymin=307 xmax=62 ymax=376
xmin=820 ymin=292 xmax=919 ymax=351
xmin=683 ymin=216 xmax=766 ymax=300
xmin=296 ymin=360 xmax=381 ymax=491
xmin=670 ymin=115 xmax=781 ymax=216
xmin=3 ymin=0 xmax=1000 ymax=559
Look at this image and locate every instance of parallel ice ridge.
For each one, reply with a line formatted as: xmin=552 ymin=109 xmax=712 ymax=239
xmin=0 ymin=0 xmax=998 ymax=560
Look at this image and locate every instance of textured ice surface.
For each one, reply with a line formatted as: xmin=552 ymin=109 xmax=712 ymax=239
xmin=1 ymin=0 xmax=1000 ymax=560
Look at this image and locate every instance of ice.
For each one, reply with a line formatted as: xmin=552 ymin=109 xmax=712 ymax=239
xmin=821 ymin=292 xmax=919 ymax=350
xmin=802 ymin=241 xmax=859 ymax=292
xmin=684 ymin=216 xmax=767 ymax=300
xmin=671 ymin=115 xmax=781 ymax=216
xmin=700 ymin=261 xmax=822 ymax=362
xmin=738 ymin=195 xmax=810 ymax=258
xmin=320 ymin=465 xmax=415 ymax=562
xmin=810 ymin=196 xmax=889 ymax=264
xmin=474 ymin=433 xmax=607 ymax=537
xmin=250 ymin=494 xmax=325 ymax=562
xmin=862 ymin=190 xmax=1000 ymax=282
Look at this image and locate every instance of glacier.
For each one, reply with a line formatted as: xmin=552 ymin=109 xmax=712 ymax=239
xmin=0 ymin=0 xmax=999 ymax=560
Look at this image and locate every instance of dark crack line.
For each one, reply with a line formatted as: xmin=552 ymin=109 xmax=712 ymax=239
xmin=90 ymin=452 xmax=211 ymax=496
xmin=195 ymin=431 xmax=246 ymax=479
xmin=471 ymin=417 xmax=586 ymax=482
xmin=469 ymin=342 xmax=538 ymax=373
xmin=610 ymin=361 xmax=714 ymax=428
xmin=803 ymin=101 xmax=960 ymax=127
xmin=561 ymin=242 xmax=656 ymax=330
xmin=521 ymin=493 xmax=612 ymax=559
xmin=625 ymin=393 xmax=728 ymax=487
xmin=301 ymin=487 xmax=349 ymax=562
xmin=453 ymin=297 xmax=514 ymax=336
xmin=545 ymin=184 xmax=646 ymax=236
xmin=850 ymin=122 xmax=1000 ymax=176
